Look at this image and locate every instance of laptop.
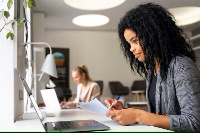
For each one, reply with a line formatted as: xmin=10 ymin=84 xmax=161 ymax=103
xmin=40 ymin=89 xmax=76 ymax=110
xmin=19 ymin=75 xmax=110 ymax=132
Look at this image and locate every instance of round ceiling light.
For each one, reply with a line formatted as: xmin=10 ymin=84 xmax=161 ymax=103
xmin=72 ymin=14 xmax=109 ymax=27
xmin=169 ymin=6 xmax=200 ymax=26
xmin=63 ymin=0 xmax=126 ymax=10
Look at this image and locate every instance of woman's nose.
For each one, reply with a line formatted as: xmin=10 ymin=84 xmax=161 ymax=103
xmin=130 ymin=44 xmax=135 ymax=52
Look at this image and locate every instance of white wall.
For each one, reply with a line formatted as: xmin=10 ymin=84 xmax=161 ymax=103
xmin=33 ymin=13 xmax=144 ymax=102
xmin=44 ymin=31 xmax=144 ymax=96
xmin=0 ymin=0 xmax=24 ymax=129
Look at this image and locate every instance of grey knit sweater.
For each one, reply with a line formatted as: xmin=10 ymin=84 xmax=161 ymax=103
xmin=146 ymin=56 xmax=200 ymax=131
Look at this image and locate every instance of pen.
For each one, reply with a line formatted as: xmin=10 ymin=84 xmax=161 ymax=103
xmin=108 ymin=96 xmax=120 ymax=110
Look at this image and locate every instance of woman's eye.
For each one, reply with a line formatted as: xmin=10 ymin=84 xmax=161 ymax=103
xmin=133 ymin=38 xmax=138 ymax=43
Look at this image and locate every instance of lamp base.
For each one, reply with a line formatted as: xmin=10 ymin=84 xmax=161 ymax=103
xmin=23 ymin=112 xmax=46 ymax=120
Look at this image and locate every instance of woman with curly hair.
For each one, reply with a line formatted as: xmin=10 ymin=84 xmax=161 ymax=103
xmin=105 ymin=3 xmax=200 ymax=131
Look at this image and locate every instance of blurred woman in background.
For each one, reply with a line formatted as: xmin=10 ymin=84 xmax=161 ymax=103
xmin=61 ymin=64 xmax=100 ymax=107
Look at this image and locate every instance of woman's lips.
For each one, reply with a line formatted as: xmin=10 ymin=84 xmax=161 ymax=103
xmin=134 ymin=53 xmax=140 ymax=58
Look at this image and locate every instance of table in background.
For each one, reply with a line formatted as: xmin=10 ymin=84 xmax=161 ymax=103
xmin=127 ymin=101 xmax=148 ymax=111
xmin=131 ymin=90 xmax=146 ymax=102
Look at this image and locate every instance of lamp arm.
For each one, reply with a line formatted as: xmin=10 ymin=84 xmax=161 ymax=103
xmin=22 ymin=42 xmax=52 ymax=54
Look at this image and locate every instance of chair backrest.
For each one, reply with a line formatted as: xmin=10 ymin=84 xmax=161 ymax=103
xmin=109 ymin=81 xmax=129 ymax=96
xmin=131 ymin=80 xmax=146 ymax=91
xmin=51 ymin=87 xmax=72 ymax=102
xmin=94 ymin=80 xmax=104 ymax=95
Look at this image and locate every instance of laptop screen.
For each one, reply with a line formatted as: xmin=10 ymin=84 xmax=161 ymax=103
xmin=41 ymin=89 xmax=61 ymax=110
xmin=19 ymin=75 xmax=46 ymax=125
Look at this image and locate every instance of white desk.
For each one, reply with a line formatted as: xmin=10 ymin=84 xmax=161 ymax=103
xmin=9 ymin=108 xmax=170 ymax=132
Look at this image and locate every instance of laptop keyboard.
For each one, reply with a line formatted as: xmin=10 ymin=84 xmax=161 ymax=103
xmin=54 ymin=121 xmax=79 ymax=130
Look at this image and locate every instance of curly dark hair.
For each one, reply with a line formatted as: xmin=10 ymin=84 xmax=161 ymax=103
xmin=118 ymin=3 xmax=196 ymax=80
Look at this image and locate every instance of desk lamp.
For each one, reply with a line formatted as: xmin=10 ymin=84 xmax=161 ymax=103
xmin=21 ymin=42 xmax=57 ymax=119
xmin=23 ymin=42 xmax=58 ymax=85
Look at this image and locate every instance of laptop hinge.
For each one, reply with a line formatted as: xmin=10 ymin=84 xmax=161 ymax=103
xmin=41 ymin=119 xmax=46 ymax=125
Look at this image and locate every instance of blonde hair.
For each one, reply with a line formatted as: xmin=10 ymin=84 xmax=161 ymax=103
xmin=73 ymin=64 xmax=92 ymax=81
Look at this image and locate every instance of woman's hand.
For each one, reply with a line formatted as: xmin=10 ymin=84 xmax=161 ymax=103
xmin=65 ymin=101 xmax=77 ymax=107
xmin=106 ymin=108 xmax=139 ymax=125
xmin=60 ymin=101 xmax=66 ymax=106
xmin=60 ymin=101 xmax=77 ymax=107
xmin=104 ymin=98 xmax=124 ymax=110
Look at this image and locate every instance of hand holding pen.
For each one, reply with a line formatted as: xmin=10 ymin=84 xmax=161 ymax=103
xmin=108 ymin=96 xmax=121 ymax=110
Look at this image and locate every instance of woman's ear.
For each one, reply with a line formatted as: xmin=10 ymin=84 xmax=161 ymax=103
xmin=82 ymin=73 xmax=86 ymax=79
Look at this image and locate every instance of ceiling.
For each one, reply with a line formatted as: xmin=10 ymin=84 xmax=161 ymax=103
xmin=33 ymin=0 xmax=200 ymax=31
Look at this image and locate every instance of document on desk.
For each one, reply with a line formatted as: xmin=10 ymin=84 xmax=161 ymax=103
xmin=77 ymin=98 xmax=109 ymax=116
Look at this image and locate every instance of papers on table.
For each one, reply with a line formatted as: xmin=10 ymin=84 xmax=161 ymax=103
xmin=77 ymin=98 xmax=109 ymax=116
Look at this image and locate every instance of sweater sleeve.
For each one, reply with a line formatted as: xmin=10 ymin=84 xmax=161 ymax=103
xmin=90 ymin=83 xmax=100 ymax=101
xmin=169 ymin=56 xmax=200 ymax=131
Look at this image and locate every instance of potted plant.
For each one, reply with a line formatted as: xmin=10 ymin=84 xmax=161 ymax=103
xmin=0 ymin=0 xmax=35 ymax=40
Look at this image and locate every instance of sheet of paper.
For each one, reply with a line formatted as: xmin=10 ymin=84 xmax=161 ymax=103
xmin=77 ymin=98 xmax=109 ymax=116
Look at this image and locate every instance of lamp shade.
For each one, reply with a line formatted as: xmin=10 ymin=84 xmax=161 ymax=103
xmin=46 ymin=80 xmax=56 ymax=88
xmin=41 ymin=54 xmax=58 ymax=78
xmin=39 ymin=72 xmax=50 ymax=84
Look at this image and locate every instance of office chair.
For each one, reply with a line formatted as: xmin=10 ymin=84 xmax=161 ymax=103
xmin=49 ymin=87 xmax=72 ymax=102
xmin=109 ymin=81 xmax=129 ymax=98
xmin=94 ymin=80 xmax=104 ymax=95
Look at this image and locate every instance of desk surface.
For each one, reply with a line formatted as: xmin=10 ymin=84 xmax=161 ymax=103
xmin=10 ymin=108 xmax=170 ymax=132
